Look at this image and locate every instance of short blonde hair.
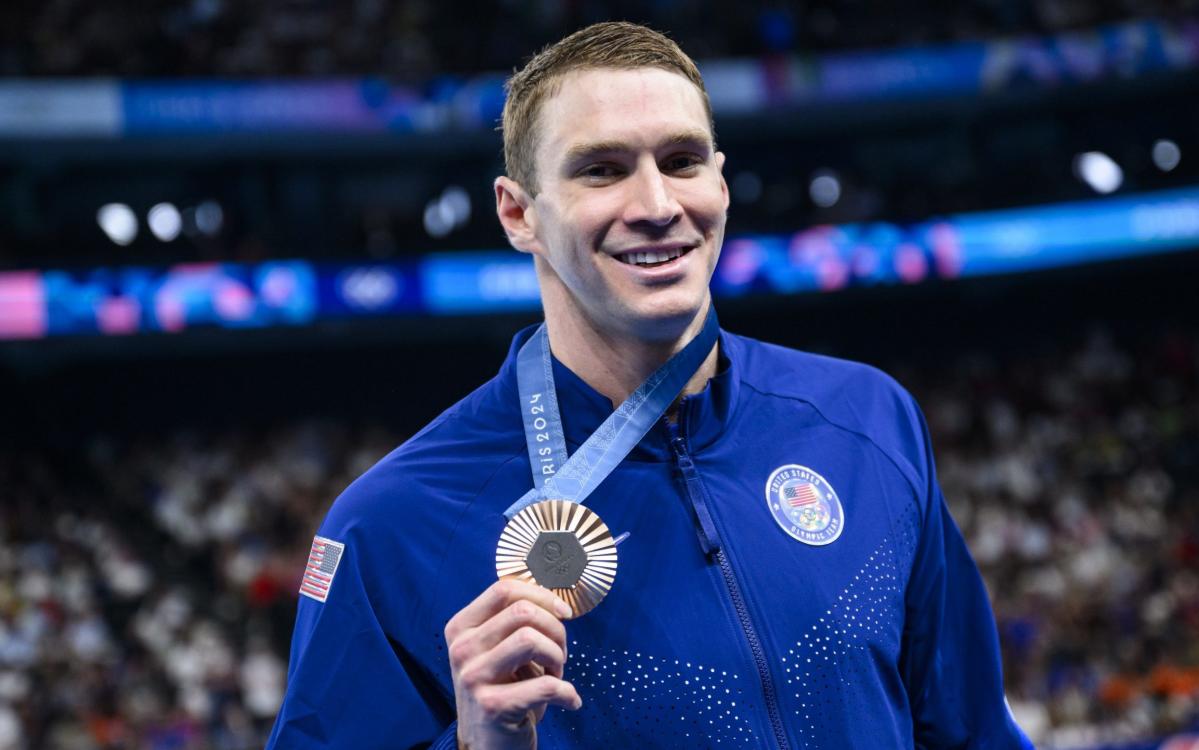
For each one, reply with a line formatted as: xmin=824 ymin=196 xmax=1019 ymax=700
xmin=501 ymin=21 xmax=714 ymax=195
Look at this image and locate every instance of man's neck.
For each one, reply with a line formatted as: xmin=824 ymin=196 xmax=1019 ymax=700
xmin=543 ymin=300 xmax=719 ymax=409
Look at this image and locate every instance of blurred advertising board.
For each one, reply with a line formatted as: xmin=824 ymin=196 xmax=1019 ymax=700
xmin=0 ymin=19 xmax=1194 ymax=138
xmin=2 ymin=186 xmax=1198 ymax=340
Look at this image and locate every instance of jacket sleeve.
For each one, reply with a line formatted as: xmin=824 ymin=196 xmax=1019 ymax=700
xmin=265 ymin=519 xmax=458 ymax=749
xmin=900 ymin=399 xmax=1035 ymax=750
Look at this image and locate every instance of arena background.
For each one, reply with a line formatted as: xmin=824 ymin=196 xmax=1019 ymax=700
xmin=2 ymin=2 xmax=1198 ymax=748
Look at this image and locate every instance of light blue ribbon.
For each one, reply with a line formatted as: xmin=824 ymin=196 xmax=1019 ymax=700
xmin=505 ymin=308 xmax=719 ymax=519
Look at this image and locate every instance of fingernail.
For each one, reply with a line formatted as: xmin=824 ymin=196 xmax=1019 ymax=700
xmin=554 ymin=599 xmax=571 ymax=618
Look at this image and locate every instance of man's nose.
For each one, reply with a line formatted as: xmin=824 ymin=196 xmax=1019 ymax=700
xmin=623 ymin=161 xmax=682 ymax=228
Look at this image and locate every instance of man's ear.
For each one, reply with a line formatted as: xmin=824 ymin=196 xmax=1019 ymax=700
xmin=495 ymin=176 xmax=542 ymax=255
xmin=715 ymin=151 xmax=730 ymax=211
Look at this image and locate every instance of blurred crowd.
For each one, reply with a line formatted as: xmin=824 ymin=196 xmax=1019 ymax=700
xmin=2 ymin=0 xmax=1194 ymax=78
xmin=0 ymin=422 xmax=401 ymax=749
xmin=904 ymin=328 xmax=1199 ymax=747
xmin=0 ymin=325 xmax=1196 ymax=749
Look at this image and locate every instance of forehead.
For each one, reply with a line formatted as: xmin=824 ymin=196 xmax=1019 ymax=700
xmin=535 ymin=67 xmax=712 ymax=164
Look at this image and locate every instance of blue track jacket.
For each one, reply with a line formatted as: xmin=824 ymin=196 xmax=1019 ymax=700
xmin=267 ymin=327 xmax=1034 ymax=749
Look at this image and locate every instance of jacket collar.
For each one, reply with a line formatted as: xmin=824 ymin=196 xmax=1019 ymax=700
xmin=502 ymin=324 xmax=740 ymax=462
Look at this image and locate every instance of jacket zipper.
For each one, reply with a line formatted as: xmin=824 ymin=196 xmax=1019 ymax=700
xmin=667 ymin=418 xmax=792 ymax=750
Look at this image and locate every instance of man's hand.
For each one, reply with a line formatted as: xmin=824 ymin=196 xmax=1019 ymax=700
xmin=445 ymin=579 xmax=582 ymax=749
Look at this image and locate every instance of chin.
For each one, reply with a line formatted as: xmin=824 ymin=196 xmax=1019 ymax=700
xmin=618 ymin=296 xmax=707 ymax=341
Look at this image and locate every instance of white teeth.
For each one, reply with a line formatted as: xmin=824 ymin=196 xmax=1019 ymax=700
xmin=617 ymin=247 xmax=687 ymax=265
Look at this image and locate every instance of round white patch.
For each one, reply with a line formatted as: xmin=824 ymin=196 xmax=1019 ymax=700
xmin=764 ymin=464 xmax=845 ymax=546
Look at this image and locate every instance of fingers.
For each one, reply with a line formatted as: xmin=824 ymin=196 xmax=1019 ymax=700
xmin=458 ymin=626 xmax=565 ymax=687
xmin=449 ymin=596 xmax=568 ymax=673
xmin=447 ymin=580 xmax=582 ymax=743
xmin=473 ymin=675 xmax=582 ymax=724
xmin=445 ymin=579 xmax=570 ymax=643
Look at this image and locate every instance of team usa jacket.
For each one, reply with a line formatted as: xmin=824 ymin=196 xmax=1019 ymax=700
xmin=267 ymin=326 xmax=1035 ymax=749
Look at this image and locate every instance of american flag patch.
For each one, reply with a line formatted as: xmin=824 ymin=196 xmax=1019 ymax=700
xmin=299 ymin=535 xmax=345 ymax=603
xmin=784 ymin=482 xmax=820 ymax=507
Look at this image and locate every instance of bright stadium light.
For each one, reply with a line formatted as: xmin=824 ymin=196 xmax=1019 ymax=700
xmin=1073 ymin=151 xmax=1123 ymax=194
xmin=97 ymin=203 xmax=138 ymax=246
xmin=440 ymin=186 xmax=471 ymax=228
xmin=423 ymin=199 xmax=453 ymax=238
xmin=1152 ymin=139 xmax=1181 ymax=172
xmin=424 ymin=186 xmax=473 ymax=238
xmin=148 ymin=203 xmax=182 ymax=242
xmin=809 ymin=170 xmax=842 ymax=208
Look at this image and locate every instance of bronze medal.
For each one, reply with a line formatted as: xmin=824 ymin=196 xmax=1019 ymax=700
xmin=495 ymin=499 xmax=618 ymax=619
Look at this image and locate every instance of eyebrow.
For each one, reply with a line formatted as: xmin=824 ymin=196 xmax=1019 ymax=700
xmin=562 ymin=129 xmax=713 ymax=164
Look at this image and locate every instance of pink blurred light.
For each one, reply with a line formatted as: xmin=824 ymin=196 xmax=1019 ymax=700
xmin=895 ymin=243 xmax=929 ymax=284
xmin=817 ymin=257 xmax=850 ymax=291
xmin=929 ymin=222 xmax=964 ymax=278
xmin=97 ymin=296 xmax=141 ymax=335
xmin=214 ymin=280 xmax=255 ymax=321
xmin=788 ymin=226 xmax=839 ymax=266
xmin=0 ymin=272 xmax=47 ymax=340
xmin=719 ymin=239 xmax=766 ymax=286
xmin=260 ymin=267 xmax=297 ymax=306
xmin=155 ymin=293 xmax=187 ymax=332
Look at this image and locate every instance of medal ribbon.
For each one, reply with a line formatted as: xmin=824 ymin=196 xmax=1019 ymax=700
xmin=506 ymin=307 xmax=719 ymax=519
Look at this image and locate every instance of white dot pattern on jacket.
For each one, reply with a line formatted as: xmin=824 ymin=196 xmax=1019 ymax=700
xmin=554 ymin=645 xmax=759 ymax=746
xmin=786 ymin=498 xmax=921 ymax=747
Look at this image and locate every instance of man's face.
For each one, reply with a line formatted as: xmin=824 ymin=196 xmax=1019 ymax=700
xmin=521 ymin=67 xmax=728 ymax=340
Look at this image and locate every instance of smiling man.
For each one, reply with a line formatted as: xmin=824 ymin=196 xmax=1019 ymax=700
xmin=266 ymin=22 xmax=1033 ymax=750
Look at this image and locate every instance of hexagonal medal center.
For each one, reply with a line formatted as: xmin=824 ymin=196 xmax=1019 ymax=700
xmin=526 ymin=531 xmax=588 ymax=589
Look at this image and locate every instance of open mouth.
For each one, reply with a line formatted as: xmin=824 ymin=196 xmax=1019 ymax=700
xmin=613 ymin=245 xmax=694 ymax=268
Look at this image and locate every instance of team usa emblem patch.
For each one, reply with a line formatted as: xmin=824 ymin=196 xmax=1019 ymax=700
xmin=299 ymin=535 xmax=345 ymax=603
xmin=765 ymin=465 xmax=845 ymax=546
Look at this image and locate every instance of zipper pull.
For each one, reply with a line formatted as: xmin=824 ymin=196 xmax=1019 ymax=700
xmin=668 ymin=420 xmax=722 ymax=555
